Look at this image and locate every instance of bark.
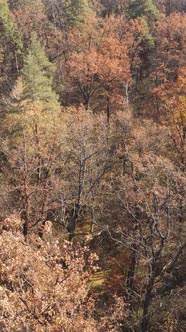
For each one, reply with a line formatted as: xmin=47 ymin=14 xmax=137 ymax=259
xmin=141 ymin=271 xmax=156 ymax=332
xmin=127 ymin=240 xmax=137 ymax=291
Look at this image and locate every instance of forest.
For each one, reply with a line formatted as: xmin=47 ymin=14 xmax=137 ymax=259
xmin=0 ymin=0 xmax=185 ymax=331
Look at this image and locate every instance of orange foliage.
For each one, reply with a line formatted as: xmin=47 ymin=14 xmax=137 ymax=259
xmin=66 ymin=17 xmax=130 ymax=111
xmin=0 ymin=216 xmax=127 ymax=331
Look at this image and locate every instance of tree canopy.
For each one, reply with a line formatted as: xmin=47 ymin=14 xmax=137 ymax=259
xmin=0 ymin=1 xmax=185 ymax=331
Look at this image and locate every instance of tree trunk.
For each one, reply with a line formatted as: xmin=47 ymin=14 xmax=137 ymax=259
xmin=67 ymin=203 xmax=80 ymax=241
xmin=141 ymin=272 xmax=155 ymax=332
xmin=127 ymin=241 xmax=137 ymax=291
xmin=106 ymin=95 xmax=110 ymax=125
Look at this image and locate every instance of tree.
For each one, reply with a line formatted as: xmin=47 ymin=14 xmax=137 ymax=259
xmin=1 ymin=1 xmax=186 ymax=330
xmin=139 ymin=12 xmax=186 ymax=119
xmin=153 ymin=66 xmax=186 ymax=172
xmin=0 ymin=216 xmax=99 ymax=331
xmin=154 ymin=13 xmax=186 ymax=82
xmin=0 ymin=0 xmax=22 ymax=97
xmin=103 ymin=131 xmax=185 ymax=331
xmin=66 ymin=17 xmax=130 ymax=118
xmin=0 ymin=0 xmax=22 ymax=47
xmin=44 ymin=0 xmax=91 ymax=31
xmin=126 ymin=0 xmax=159 ymax=19
xmin=99 ymin=0 xmax=127 ymax=17
xmin=12 ymin=0 xmax=50 ymax=44
xmin=65 ymin=0 xmax=91 ymax=28
xmin=1 ymin=34 xmax=60 ymax=237
xmin=21 ymin=32 xmax=60 ymax=111
xmin=126 ymin=0 xmax=158 ymax=85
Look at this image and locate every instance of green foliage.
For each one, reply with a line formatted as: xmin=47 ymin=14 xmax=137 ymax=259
xmin=0 ymin=0 xmax=22 ymax=96
xmin=127 ymin=0 xmax=158 ymax=20
xmin=44 ymin=0 xmax=91 ymax=30
xmin=21 ymin=33 xmax=60 ymax=111
xmin=100 ymin=0 xmax=127 ymax=17
xmin=64 ymin=0 xmax=91 ymax=28
xmin=0 ymin=0 xmax=22 ymax=49
xmin=142 ymin=18 xmax=155 ymax=48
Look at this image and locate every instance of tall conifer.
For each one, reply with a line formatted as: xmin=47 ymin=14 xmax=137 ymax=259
xmin=126 ymin=0 xmax=158 ymax=19
xmin=22 ymin=33 xmax=60 ymax=111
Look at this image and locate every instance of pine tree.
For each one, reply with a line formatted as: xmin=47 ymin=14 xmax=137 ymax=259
xmin=0 ymin=0 xmax=22 ymax=48
xmin=21 ymin=33 xmax=60 ymax=111
xmin=126 ymin=0 xmax=158 ymax=20
xmin=64 ymin=0 xmax=90 ymax=28
xmin=0 ymin=0 xmax=22 ymax=97
xmin=126 ymin=1 xmax=158 ymax=50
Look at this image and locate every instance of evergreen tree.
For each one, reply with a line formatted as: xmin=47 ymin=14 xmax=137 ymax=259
xmin=64 ymin=0 xmax=90 ymax=28
xmin=21 ymin=33 xmax=60 ymax=111
xmin=126 ymin=1 xmax=158 ymax=50
xmin=0 ymin=0 xmax=22 ymax=47
xmin=44 ymin=0 xmax=91 ymax=30
xmin=100 ymin=0 xmax=127 ymax=17
xmin=126 ymin=0 xmax=158 ymax=19
xmin=0 ymin=0 xmax=22 ymax=97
